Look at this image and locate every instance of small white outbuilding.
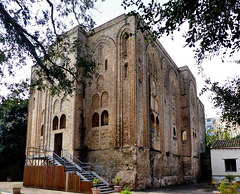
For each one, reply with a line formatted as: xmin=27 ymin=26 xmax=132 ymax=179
xmin=211 ymin=139 xmax=240 ymax=182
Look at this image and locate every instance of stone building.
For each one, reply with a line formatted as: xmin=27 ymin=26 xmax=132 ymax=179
xmin=26 ymin=14 xmax=205 ymax=189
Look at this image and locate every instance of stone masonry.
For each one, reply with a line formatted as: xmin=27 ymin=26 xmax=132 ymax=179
xmin=26 ymin=14 xmax=205 ymax=190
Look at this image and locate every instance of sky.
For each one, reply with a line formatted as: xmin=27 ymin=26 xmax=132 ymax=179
xmin=1 ymin=0 xmax=239 ymax=118
xmin=91 ymin=0 xmax=240 ymax=118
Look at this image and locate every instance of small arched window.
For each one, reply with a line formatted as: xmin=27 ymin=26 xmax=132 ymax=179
xmin=41 ymin=125 xmax=44 ymax=136
xmin=101 ymin=110 xmax=109 ymax=126
xmin=105 ymin=59 xmax=108 ymax=70
xmin=156 ymin=116 xmax=159 ymax=130
xmin=150 ymin=113 xmax=155 ymax=129
xmin=182 ymin=131 xmax=187 ymax=141
xmin=53 ymin=116 xmax=58 ymax=130
xmin=124 ymin=63 xmax=128 ymax=78
xmin=60 ymin=114 xmax=66 ymax=129
xmin=173 ymin=127 xmax=176 ymax=137
xmin=92 ymin=113 xmax=99 ymax=128
xmin=122 ymin=32 xmax=128 ymax=57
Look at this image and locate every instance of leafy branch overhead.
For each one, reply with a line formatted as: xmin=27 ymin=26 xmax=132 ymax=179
xmin=0 ymin=0 xmax=99 ymax=96
xmin=122 ymin=0 xmax=240 ymax=63
xmin=203 ymin=77 xmax=240 ymax=125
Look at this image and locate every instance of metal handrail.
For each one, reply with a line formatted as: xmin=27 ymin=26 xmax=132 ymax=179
xmin=61 ymin=149 xmax=111 ymax=182
xmin=26 ymin=146 xmax=111 ymax=184
xmin=26 ymin=145 xmax=66 ymax=166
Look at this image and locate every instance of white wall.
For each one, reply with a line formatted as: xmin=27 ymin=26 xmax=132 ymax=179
xmin=211 ymin=149 xmax=240 ymax=177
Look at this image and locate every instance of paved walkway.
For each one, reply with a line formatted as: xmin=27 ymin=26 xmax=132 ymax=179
xmin=0 ymin=182 xmax=216 ymax=194
xmin=0 ymin=182 xmax=77 ymax=194
xmin=133 ymin=182 xmax=216 ymax=194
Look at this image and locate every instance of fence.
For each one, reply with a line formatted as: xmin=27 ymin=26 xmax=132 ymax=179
xmin=23 ymin=166 xmax=92 ymax=193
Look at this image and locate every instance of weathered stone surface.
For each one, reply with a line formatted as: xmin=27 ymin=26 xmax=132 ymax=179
xmin=26 ymin=14 xmax=205 ymax=190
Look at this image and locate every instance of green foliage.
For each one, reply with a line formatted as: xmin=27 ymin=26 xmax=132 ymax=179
xmin=122 ymin=0 xmax=240 ymax=126
xmin=12 ymin=184 xmax=22 ymax=188
xmin=0 ymin=0 xmax=101 ymax=96
xmin=93 ymin=178 xmax=101 ymax=188
xmin=120 ymin=188 xmax=132 ymax=194
xmin=203 ymin=77 xmax=240 ymax=125
xmin=0 ymin=81 xmax=28 ymax=180
xmin=205 ymin=127 xmax=231 ymax=153
xmin=225 ymin=175 xmax=236 ymax=183
xmin=122 ymin=0 xmax=240 ymax=63
xmin=216 ymin=181 xmax=239 ymax=194
xmin=115 ymin=177 xmax=122 ymax=186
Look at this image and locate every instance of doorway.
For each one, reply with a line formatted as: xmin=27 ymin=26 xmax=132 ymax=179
xmin=54 ymin=133 xmax=62 ymax=156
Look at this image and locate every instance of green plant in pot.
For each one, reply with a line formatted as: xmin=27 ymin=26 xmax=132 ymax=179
xmin=92 ymin=178 xmax=101 ymax=194
xmin=12 ymin=184 xmax=22 ymax=194
xmin=114 ymin=177 xmax=122 ymax=192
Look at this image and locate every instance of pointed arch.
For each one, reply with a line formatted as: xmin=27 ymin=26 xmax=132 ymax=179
xmin=92 ymin=113 xmax=99 ymax=128
xmin=60 ymin=114 xmax=66 ymax=129
xmin=124 ymin=63 xmax=128 ymax=78
xmin=182 ymin=130 xmax=187 ymax=141
xmin=101 ymin=110 xmax=109 ymax=126
xmin=53 ymin=99 xmax=60 ymax=113
xmin=53 ymin=116 xmax=58 ymax=130
xmin=92 ymin=94 xmax=100 ymax=109
xmin=101 ymin=91 xmax=109 ymax=107
xmin=97 ymin=75 xmax=104 ymax=91
xmin=41 ymin=125 xmax=44 ymax=136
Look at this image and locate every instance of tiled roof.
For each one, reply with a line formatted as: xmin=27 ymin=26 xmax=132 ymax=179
xmin=211 ymin=139 xmax=240 ymax=149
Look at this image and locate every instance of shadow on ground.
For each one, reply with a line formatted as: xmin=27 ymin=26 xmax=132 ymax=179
xmin=132 ymin=182 xmax=216 ymax=194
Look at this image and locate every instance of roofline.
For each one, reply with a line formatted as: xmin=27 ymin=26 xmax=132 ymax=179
xmin=211 ymin=147 xmax=240 ymax=149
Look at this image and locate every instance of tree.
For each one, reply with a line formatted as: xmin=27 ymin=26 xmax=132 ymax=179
xmin=122 ymin=0 xmax=240 ymax=63
xmin=122 ymin=0 xmax=240 ymax=125
xmin=205 ymin=127 xmax=231 ymax=153
xmin=203 ymin=77 xmax=240 ymax=125
xmin=0 ymin=80 xmax=29 ymax=180
xmin=1 ymin=0 xmax=239 ymax=123
xmin=0 ymin=0 xmax=99 ymax=96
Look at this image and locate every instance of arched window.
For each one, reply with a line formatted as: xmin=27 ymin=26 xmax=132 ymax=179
xmin=92 ymin=94 xmax=100 ymax=109
xmin=124 ymin=63 xmax=128 ymax=78
xmin=60 ymin=114 xmax=66 ymax=129
xmin=182 ymin=131 xmax=187 ymax=141
xmin=53 ymin=99 xmax=59 ymax=113
xmin=156 ymin=116 xmax=159 ymax=130
xmin=101 ymin=110 xmax=109 ymax=126
xmin=101 ymin=91 xmax=109 ymax=107
xmin=150 ymin=113 xmax=155 ymax=129
xmin=105 ymin=59 xmax=108 ymax=70
xmin=98 ymin=45 xmax=103 ymax=60
xmin=53 ymin=116 xmax=58 ymax=130
xmin=41 ymin=125 xmax=44 ymax=136
xmin=97 ymin=75 xmax=104 ymax=91
xmin=92 ymin=113 xmax=99 ymax=128
xmin=122 ymin=33 xmax=128 ymax=57
xmin=173 ymin=127 xmax=176 ymax=137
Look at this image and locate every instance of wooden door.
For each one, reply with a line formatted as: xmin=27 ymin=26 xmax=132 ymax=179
xmin=54 ymin=133 xmax=62 ymax=156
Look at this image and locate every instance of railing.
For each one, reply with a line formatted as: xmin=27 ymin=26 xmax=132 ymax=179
xmin=26 ymin=146 xmax=111 ymax=184
xmin=61 ymin=149 xmax=111 ymax=183
xmin=26 ymin=145 xmax=66 ymax=166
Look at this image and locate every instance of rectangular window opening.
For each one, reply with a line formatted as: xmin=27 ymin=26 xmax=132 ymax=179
xmin=225 ymin=159 xmax=237 ymax=172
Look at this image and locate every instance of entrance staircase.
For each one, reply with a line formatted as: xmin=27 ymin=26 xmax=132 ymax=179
xmin=26 ymin=146 xmax=114 ymax=194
